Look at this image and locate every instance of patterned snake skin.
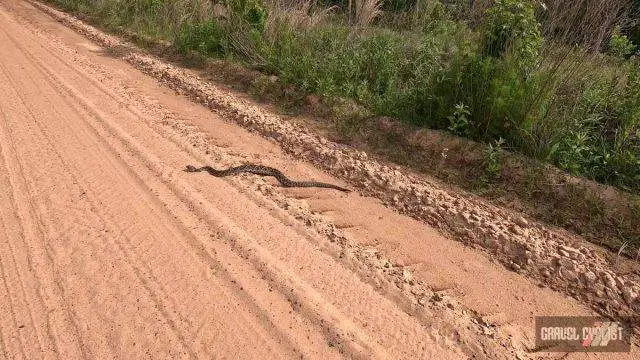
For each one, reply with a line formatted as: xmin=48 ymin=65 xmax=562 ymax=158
xmin=184 ymin=165 xmax=350 ymax=192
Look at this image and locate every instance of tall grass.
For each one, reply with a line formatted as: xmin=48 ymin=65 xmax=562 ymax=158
xmin=352 ymin=0 xmax=383 ymax=26
xmin=539 ymin=0 xmax=635 ymax=53
xmin=49 ymin=0 xmax=640 ymax=192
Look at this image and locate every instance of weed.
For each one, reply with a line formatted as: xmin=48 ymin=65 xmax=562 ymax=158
xmin=482 ymin=137 xmax=505 ymax=183
xmin=447 ymin=103 xmax=471 ymax=136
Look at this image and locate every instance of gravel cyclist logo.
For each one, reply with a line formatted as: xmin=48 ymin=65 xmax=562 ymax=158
xmin=581 ymin=321 xmax=623 ymax=348
xmin=535 ymin=316 xmax=631 ymax=352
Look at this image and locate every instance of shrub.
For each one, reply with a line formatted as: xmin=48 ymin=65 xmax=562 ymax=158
xmin=447 ymin=102 xmax=471 ymax=136
xmin=544 ymin=58 xmax=640 ymax=190
xmin=608 ymin=26 xmax=636 ymax=59
xmin=225 ymin=0 xmax=269 ymax=32
xmin=482 ymin=0 xmax=543 ymax=75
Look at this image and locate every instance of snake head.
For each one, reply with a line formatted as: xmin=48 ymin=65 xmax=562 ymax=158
xmin=184 ymin=165 xmax=198 ymax=172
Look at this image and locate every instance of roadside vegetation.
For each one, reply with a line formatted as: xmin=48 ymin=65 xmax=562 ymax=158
xmin=46 ymin=0 xmax=640 ymax=249
xmin=50 ymin=0 xmax=640 ymax=192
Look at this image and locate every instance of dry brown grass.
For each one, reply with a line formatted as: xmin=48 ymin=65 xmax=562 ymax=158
xmin=352 ymin=0 xmax=384 ymax=27
xmin=265 ymin=0 xmax=336 ymax=29
xmin=539 ymin=0 xmax=636 ymax=52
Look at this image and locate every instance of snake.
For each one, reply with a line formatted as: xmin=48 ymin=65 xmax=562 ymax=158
xmin=184 ymin=164 xmax=350 ymax=192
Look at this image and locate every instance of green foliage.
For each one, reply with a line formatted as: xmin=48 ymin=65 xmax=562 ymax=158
xmin=224 ymin=0 xmax=269 ymax=32
xmin=482 ymin=137 xmax=505 ymax=182
xmin=447 ymin=103 xmax=471 ymax=136
xmin=608 ymin=26 xmax=636 ymax=59
xmin=414 ymin=0 xmax=546 ymax=147
xmin=549 ymin=115 xmax=599 ymax=175
xmin=261 ymin=22 xmax=465 ymax=126
xmin=543 ymin=58 xmax=640 ymax=191
xmin=482 ymin=0 xmax=542 ymax=74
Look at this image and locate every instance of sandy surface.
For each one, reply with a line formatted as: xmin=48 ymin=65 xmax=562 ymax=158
xmin=0 ymin=0 xmax=636 ymax=358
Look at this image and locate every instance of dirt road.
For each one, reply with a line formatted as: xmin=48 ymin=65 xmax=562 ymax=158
xmin=0 ymin=1 xmax=636 ymax=359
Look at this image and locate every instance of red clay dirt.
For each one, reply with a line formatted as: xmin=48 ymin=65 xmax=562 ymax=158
xmin=0 ymin=0 xmax=636 ymax=358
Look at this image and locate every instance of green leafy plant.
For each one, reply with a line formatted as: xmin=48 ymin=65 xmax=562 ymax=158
xmin=447 ymin=102 xmax=471 ymax=136
xmin=608 ymin=26 xmax=636 ymax=59
xmin=482 ymin=0 xmax=543 ymax=74
xmin=482 ymin=137 xmax=505 ymax=182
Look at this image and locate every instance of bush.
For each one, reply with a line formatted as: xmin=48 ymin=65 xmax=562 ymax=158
xmin=608 ymin=26 xmax=636 ymax=59
xmin=225 ymin=0 xmax=269 ymax=32
xmin=544 ymin=58 xmax=640 ymax=190
xmin=482 ymin=0 xmax=542 ymax=74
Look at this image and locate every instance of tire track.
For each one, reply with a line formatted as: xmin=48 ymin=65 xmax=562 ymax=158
xmin=0 ymin=37 xmax=207 ymax=359
xmin=0 ymin=319 xmax=8 ymax=360
xmin=0 ymin=219 xmax=27 ymax=360
xmin=0 ymin=194 xmax=43 ymax=359
xmin=0 ymin=69 xmax=96 ymax=360
xmin=0 ymin=63 xmax=91 ymax=360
